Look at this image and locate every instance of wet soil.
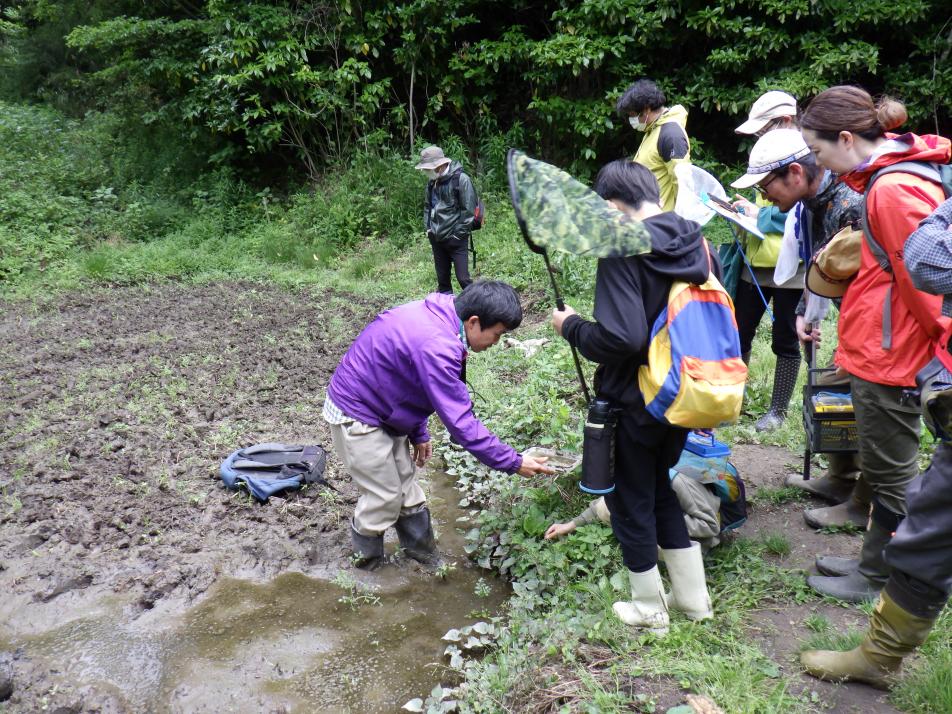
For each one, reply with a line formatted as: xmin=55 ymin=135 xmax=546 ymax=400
xmin=733 ymin=443 xmax=901 ymax=713
xmin=0 ymin=283 xmax=508 ymax=712
xmin=0 ymin=284 xmax=908 ymax=712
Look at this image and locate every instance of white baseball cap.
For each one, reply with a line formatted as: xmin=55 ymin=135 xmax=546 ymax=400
xmin=735 ymin=90 xmax=798 ymax=135
xmin=731 ymin=129 xmax=811 ymax=189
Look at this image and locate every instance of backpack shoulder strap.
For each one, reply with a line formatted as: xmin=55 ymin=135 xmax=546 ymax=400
xmin=939 ymin=163 xmax=952 ymax=198
xmin=861 ymin=161 xmax=942 ymax=351
xmin=862 ymin=161 xmax=943 ymax=274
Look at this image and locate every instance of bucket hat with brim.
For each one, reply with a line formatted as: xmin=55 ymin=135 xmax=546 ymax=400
xmin=415 ymin=145 xmax=452 ymax=170
xmin=805 ymin=224 xmax=863 ymax=298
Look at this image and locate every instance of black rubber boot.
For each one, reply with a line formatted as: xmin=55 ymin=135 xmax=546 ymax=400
xmin=350 ymin=521 xmax=385 ymax=570
xmin=394 ymin=505 xmax=442 ymax=567
xmin=815 ymin=555 xmax=859 ymax=577
xmin=807 ymin=521 xmax=892 ymax=603
xmin=756 ymin=356 xmax=800 ymax=432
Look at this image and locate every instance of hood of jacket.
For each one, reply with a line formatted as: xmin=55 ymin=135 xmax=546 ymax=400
xmin=638 ymin=212 xmax=711 ymax=284
xmin=842 ymin=133 xmax=952 ymax=193
xmin=421 ymin=291 xmax=461 ymax=330
xmin=433 ymin=161 xmax=464 ymax=185
xmin=654 ymin=104 xmax=688 ymax=130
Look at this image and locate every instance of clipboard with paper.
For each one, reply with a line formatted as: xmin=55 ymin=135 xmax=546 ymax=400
xmin=700 ymin=193 xmax=766 ymax=240
xmin=672 ymin=164 xmax=773 ymax=320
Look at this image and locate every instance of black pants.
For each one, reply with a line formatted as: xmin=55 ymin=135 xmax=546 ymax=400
xmin=734 ymin=279 xmax=801 ymax=359
xmin=605 ymin=414 xmax=691 ymax=572
xmin=430 ymin=235 xmax=472 ymax=294
xmin=886 ymin=440 xmax=952 ymax=595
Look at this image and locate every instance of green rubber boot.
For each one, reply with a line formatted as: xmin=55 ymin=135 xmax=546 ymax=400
xmin=801 ymin=588 xmax=938 ymax=689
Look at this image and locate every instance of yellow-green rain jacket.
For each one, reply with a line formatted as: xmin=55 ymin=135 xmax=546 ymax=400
xmin=743 ymin=194 xmax=784 ymax=267
xmin=633 ymin=104 xmax=691 ymax=212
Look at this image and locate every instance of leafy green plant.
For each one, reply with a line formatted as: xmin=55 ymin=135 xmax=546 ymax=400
xmin=473 ymin=578 xmax=491 ymax=599
xmin=435 ymin=562 xmax=457 ymax=579
xmin=331 ymin=570 xmax=381 ymax=610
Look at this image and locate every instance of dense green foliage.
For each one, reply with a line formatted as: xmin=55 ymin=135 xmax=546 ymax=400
xmin=3 ymin=0 xmax=950 ymax=178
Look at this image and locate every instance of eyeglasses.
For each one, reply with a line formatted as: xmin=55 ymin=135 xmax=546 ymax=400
xmin=754 ymin=173 xmax=778 ymax=197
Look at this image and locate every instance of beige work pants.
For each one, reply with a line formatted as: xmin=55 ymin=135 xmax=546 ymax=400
xmin=329 ymin=419 xmax=425 ymax=536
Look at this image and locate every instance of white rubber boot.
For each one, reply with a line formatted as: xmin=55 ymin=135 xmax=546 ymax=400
xmin=661 ymin=542 xmax=713 ymax=621
xmin=612 ymin=566 xmax=670 ymax=635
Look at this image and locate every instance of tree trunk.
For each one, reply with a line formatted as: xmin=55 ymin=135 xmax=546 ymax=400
xmin=409 ymin=59 xmax=416 ymax=158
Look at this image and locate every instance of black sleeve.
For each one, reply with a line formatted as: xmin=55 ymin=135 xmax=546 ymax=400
xmin=562 ymin=258 xmax=649 ymax=365
xmin=658 ymin=122 xmax=689 ymax=162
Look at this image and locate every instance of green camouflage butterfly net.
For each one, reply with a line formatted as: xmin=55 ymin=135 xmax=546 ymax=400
xmin=507 ymin=149 xmax=653 ymax=258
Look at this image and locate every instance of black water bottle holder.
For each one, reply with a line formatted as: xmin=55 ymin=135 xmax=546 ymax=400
xmin=580 ymin=401 xmax=617 ymax=495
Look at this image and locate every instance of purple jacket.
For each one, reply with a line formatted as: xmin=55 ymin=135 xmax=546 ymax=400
xmin=327 ymin=293 xmax=522 ymax=473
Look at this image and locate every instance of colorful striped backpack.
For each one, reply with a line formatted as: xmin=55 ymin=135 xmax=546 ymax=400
xmin=638 ymin=254 xmax=747 ymax=428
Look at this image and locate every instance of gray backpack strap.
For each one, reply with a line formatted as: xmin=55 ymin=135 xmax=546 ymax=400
xmin=861 ymin=161 xmax=942 ymax=350
xmin=242 ymin=443 xmax=304 ymax=455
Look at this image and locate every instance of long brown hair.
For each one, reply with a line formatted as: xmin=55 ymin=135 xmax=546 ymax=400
xmin=800 ymin=85 xmax=907 ymax=142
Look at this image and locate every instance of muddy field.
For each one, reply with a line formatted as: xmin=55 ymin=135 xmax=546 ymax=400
xmin=0 ymin=283 xmax=900 ymax=713
xmin=0 ymin=285 xmax=510 ymax=714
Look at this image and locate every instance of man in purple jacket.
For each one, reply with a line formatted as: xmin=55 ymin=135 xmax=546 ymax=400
xmin=324 ymin=280 xmax=553 ymax=568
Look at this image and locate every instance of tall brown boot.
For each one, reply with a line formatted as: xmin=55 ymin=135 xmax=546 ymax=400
xmin=786 ymin=453 xmax=862 ymax=503
xmin=803 ymin=493 xmax=870 ymax=530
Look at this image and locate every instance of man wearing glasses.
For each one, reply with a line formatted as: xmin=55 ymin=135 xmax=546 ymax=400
xmin=731 ymin=129 xmax=865 ymax=529
xmin=728 ymin=92 xmax=803 ymax=434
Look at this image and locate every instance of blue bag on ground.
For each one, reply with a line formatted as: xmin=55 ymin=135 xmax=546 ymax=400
xmin=220 ymin=443 xmax=328 ymax=501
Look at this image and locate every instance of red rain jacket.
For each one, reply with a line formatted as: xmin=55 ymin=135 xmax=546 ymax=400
xmin=837 ymin=133 xmax=951 ymax=386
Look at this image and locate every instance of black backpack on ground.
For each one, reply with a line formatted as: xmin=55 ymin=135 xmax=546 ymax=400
xmin=220 ymin=443 xmax=329 ymax=502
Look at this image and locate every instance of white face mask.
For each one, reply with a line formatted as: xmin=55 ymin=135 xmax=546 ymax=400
xmin=424 ymin=168 xmax=441 ymax=180
xmin=629 ymin=114 xmax=648 ymax=132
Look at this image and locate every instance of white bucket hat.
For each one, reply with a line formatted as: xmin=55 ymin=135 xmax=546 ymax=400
xmin=415 ymin=145 xmax=452 ymax=171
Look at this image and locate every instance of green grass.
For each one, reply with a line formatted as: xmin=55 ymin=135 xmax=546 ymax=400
xmin=761 ymin=532 xmax=792 ymax=558
xmin=892 ymin=608 xmax=952 ymax=714
xmin=755 ymin=486 xmax=807 ymax=506
xmin=799 ymin=628 xmax=864 ymax=654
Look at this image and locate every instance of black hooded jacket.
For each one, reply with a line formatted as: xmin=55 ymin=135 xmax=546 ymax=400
xmin=562 ymin=213 xmax=721 ymax=423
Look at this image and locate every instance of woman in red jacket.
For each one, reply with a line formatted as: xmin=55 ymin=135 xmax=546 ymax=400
xmin=799 ymin=86 xmax=951 ymax=603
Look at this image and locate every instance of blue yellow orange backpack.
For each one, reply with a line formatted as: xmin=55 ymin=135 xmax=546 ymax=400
xmin=638 ymin=246 xmax=747 ymax=428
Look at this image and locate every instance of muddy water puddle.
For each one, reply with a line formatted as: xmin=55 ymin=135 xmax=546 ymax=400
xmin=5 ymin=472 xmax=507 ymax=713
